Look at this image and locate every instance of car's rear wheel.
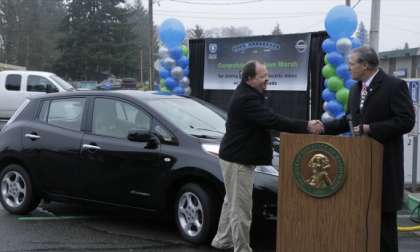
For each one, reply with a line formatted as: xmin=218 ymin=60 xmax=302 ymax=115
xmin=0 ymin=164 xmax=40 ymax=214
xmin=174 ymin=183 xmax=220 ymax=244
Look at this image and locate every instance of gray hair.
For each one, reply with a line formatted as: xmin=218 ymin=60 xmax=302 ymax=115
xmin=241 ymin=60 xmax=263 ymax=83
xmin=351 ymin=46 xmax=379 ymax=69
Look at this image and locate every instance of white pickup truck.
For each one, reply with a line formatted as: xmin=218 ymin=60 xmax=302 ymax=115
xmin=0 ymin=70 xmax=75 ymax=120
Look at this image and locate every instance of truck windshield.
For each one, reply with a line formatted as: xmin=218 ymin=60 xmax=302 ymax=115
xmin=50 ymin=75 xmax=75 ymax=91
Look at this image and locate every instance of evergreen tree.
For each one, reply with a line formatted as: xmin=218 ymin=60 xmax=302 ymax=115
xmin=55 ymin=0 xmax=138 ymax=80
xmin=355 ymin=21 xmax=369 ymax=46
xmin=188 ymin=24 xmax=204 ymax=39
xmin=271 ymin=23 xmax=282 ymax=35
xmin=0 ymin=0 xmax=65 ymax=70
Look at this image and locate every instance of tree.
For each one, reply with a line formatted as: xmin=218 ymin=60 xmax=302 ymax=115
xmin=355 ymin=21 xmax=369 ymax=46
xmin=187 ymin=24 xmax=204 ymax=39
xmin=271 ymin=23 xmax=282 ymax=35
xmin=0 ymin=0 xmax=65 ymax=70
xmin=404 ymin=42 xmax=409 ymax=49
xmin=55 ymin=0 xmax=139 ymax=81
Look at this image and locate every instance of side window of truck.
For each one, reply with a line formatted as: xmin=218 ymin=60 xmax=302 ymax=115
xmin=5 ymin=74 xmax=21 ymax=91
xmin=27 ymin=75 xmax=59 ymax=93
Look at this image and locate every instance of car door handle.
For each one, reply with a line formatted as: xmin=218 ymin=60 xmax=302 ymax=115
xmin=82 ymin=144 xmax=101 ymax=150
xmin=24 ymin=133 xmax=41 ymax=140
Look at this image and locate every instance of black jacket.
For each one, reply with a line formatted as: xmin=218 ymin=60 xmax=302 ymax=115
xmin=325 ymin=69 xmax=415 ymax=211
xmin=219 ymin=82 xmax=308 ymax=165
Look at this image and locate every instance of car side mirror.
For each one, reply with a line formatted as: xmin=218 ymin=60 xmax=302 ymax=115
xmin=128 ymin=129 xmax=160 ymax=149
xmin=46 ymin=84 xmax=58 ymax=93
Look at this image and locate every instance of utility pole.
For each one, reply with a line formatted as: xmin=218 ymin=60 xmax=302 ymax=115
xmin=370 ymin=0 xmax=381 ymax=51
xmin=345 ymin=0 xmax=350 ymax=6
xmin=148 ymin=0 xmax=154 ymax=90
xmin=139 ymin=48 xmax=144 ymax=86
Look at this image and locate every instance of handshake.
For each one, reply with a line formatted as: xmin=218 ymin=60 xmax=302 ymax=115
xmin=307 ymin=120 xmax=324 ymax=134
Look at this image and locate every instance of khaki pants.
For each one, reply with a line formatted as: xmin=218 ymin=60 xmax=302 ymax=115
xmin=212 ymin=159 xmax=255 ymax=252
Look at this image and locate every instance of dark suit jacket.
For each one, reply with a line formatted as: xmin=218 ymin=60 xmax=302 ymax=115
xmin=325 ymin=69 xmax=415 ymax=211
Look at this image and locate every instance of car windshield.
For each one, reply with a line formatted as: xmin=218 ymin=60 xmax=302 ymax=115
xmin=49 ymin=74 xmax=75 ymax=91
xmin=147 ymin=97 xmax=226 ymax=138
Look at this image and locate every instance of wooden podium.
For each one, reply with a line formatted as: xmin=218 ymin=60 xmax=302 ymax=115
xmin=277 ymin=133 xmax=383 ymax=252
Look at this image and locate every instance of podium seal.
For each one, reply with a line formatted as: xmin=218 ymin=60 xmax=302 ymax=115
xmin=292 ymin=142 xmax=345 ymax=198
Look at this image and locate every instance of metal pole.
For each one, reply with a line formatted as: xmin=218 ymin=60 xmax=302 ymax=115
xmin=139 ymin=48 xmax=144 ymax=86
xmin=370 ymin=0 xmax=381 ymax=51
xmin=148 ymin=0 xmax=154 ymax=90
xmin=412 ymin=135 xmax=418 ymax=192
xmin=345 ymin=0 xmax=351 ymax=6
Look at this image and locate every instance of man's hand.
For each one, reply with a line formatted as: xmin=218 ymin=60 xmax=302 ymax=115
xmin=307 ymin=120 xmax=324 ymax=134
xmin=353 ymin=124 xmax=370 ymax=136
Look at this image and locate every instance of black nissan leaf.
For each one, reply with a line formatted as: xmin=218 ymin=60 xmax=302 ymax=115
xmin=0 ymin=91 xmax=278 ymax=244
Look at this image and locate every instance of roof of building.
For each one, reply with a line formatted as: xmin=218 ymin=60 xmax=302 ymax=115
xmin=379 ymin=47 xmax=420 ymax=59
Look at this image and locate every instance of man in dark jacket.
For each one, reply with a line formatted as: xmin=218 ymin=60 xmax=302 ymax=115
xmin=211 ymin=60 xmax=323 ymax=252
xmin=324 ymin=47 xmax=415 ymax=252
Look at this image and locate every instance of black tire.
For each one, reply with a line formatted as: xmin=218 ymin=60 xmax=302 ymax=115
xmin=0 ymin=164 xmax=40 ymax=214
xmin=174 ymin=183 xmax=220 ymax=244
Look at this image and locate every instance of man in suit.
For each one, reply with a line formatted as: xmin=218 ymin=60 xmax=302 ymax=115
xmin=324 ymin=47 xmax=415 ymax=252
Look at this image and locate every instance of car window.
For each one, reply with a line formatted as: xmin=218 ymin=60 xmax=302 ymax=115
xmin=27 ymin=75 xmax=58 ymax=93
xmin=47 ymin=98 xmax=85 ymax=130
xmin=92 ymin=98 xmax=151 ymax=138
xmin=146 ymin=98 xmax=225 ymax=138
xmin=38 ymin=101 xmax=50 ymax=122
xmin=5 ymin=74 xmax=21 ymax=91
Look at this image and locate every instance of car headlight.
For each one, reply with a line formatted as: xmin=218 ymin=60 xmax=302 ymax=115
xmin=255 ymin=165 xmax=279 ymax=176
xmin=201 ymin=143 xmax=220 ymax=157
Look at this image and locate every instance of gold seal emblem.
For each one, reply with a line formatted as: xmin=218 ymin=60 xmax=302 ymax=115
xmin=293 ymin=143 xmax=345 ymax=198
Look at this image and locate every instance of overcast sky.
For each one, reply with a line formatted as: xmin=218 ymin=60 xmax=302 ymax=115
xmin=137 ymin=0 xmax=420 ymax=52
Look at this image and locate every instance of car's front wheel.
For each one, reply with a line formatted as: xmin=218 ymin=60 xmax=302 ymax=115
xmin=0 ymin=164 xmax=40 ymax=214
xmin=174 ymin=183 xmax=220 ymax=244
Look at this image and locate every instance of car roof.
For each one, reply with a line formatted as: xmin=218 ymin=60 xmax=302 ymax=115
xmin=0 ymin=70 xmax=55 ymax=76
xmin=30 ymin=90 xmax=185 ymax=102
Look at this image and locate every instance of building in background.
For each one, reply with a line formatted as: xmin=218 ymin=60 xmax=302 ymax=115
xmin=379 ymin=47 xmax=420 ymax=79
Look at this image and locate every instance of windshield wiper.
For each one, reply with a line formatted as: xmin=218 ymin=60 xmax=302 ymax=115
xmin=189 ymin=126 xmax=224 ymax=135
xmin=191 ymin=134 xmax=218 ymax=139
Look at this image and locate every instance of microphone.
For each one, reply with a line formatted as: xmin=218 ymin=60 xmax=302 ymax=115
xmin=346 ymin=114 xmax=355 ymax=136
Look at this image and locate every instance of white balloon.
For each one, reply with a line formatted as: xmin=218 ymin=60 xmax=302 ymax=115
xmin=162 ymin=57 xmax=176 ymax=70
xmin=323 ymin=101 xmax=328 ymax=111
xmin=158 ymin=47 xmax=169 ymax=58
xmin=171 ymin=66 xmax=184 ymax=80
xmin=336 ymin=38 xmax=352 ymax=54
xmin=321 ymin=112 xmax=335 ymax=123
xmin=153 ymin=59 xmax=161 ymax=71
xmin=184 ymin=86 xmax=191 ymax=95
xmin=179 ymin=76 xmax=190 ymax=87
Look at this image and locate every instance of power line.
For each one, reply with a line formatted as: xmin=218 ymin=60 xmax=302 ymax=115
xmin=168 ymin=0 xmax=263 ymax=5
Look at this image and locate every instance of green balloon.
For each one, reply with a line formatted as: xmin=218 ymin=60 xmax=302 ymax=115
xmin=344 ymin=103 xmax=348 ymax=112
xmin=324 ymin=54 xmax=329 ymax=65
xmin=182 ymin=45 xmax=189 ymax=56
xmin=160 ymin=78 xmax=165 ymax=85
xmin=336 ymin=88 xmax=349 ymax=105
xmin=322 ymin=64 xmax=336 ymax=79
xmin=327 ymin=76 xmax=344 ymax=92
xmin=160 ymin=87 xmax=170 ymax=93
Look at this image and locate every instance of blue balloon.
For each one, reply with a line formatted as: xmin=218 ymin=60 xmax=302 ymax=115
xmin=177 ymin=56 xmax=189 ymax=69
xmin=159 ymin=67 xmax=170 ymax=79
xmin=345 ymin=79 xmax=357 ymax=89
xmin=322 ymin=88 xmax=336 ymax=102
xmin=325 ymin=5 xmax=358 ymax=39
xmin=326 ymin=99 xmax=344 ymax=117
xmin=336 ymin=64 xmax=351 ymax=81
xmin=326 ymin=52 xmax=344 ymax=67
xmin=165 ymin=77 xmax=178 ymax=90
xmin=183 ymin=67 xmax=189 ymax=77
xmin=173 ymin=86 xmax=185 ymax=95
xmin=159 ymin=18 xmax=186 ymax=48
xmin=336 ymin=112 xmax=346 ymax=119
xmin=322 ymin=38 xmax=336 ymax=53
xmin=169 ymin=46 xmax=183 ymax=60
xmin=351 ymin=37 xmax=362 ymax=48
